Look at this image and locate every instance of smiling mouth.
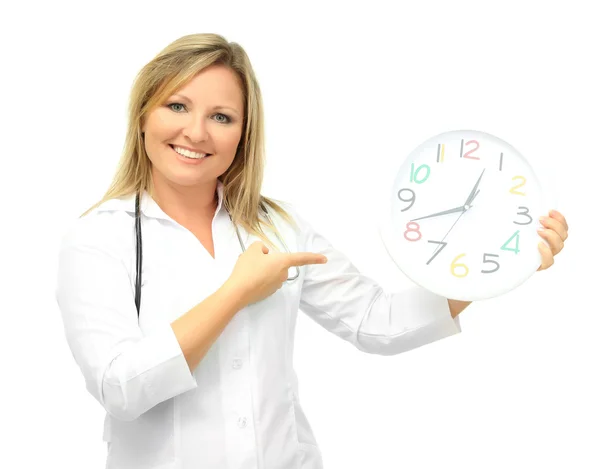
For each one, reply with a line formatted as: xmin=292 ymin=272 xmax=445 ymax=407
xmin=169 ymin=144 xmax=213 ymax=159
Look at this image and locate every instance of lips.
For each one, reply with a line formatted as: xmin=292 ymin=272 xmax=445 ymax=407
xmin=169 ymin=144 xmax=212 ymax=157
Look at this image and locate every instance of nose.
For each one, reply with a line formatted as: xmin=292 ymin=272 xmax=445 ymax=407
xmin=181 ymin=113 xmax=210 ymax=142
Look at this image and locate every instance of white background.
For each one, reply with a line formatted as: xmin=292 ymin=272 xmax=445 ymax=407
xmin=1 ymin=1 xmax=598 ymax=467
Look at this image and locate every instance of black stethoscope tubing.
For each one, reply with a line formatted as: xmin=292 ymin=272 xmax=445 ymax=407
xmin=135 ymin=192 xmax=143 ymax=316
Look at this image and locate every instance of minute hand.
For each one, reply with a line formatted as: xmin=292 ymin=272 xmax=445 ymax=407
xmin=410 ymin=206 xmax=465 ymax=222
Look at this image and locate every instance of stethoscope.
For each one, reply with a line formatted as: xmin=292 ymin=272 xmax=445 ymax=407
xmin=134 ymin=191 xmax=300 ymax=316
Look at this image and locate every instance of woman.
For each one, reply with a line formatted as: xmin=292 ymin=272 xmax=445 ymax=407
xmin=55 ymin=33 xmax=569 ymax=469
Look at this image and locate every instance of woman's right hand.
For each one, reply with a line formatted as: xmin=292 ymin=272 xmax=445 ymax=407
xmin=225 ymin=241 xmax=328 ymax=306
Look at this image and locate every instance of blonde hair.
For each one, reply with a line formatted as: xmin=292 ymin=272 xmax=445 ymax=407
xmin=80 ymin=33 xmax=297 ymax=251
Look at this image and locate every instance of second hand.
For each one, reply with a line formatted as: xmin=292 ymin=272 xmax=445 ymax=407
xmin=430 ymin=189 xmax=480 ymax=257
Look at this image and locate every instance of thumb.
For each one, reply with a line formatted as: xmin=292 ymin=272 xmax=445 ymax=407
xmin=249 ymin=241 xmax=269 ymax=254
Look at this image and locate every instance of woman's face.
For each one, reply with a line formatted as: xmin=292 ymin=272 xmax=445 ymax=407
xmin=141 ymin=64 xmax=245 ymax=189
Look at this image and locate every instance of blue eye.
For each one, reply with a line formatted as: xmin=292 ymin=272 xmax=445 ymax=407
xmin=166 ymin=103 xmax=232 ymax=123
xmin=167 ymin=103 xmax=186 ymax=113
xmin=213 ymin=113 xmax=231 ymax=124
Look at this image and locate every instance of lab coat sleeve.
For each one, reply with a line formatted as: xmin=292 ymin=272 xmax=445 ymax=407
xmin=294 ymin=208 xmax=462 ymax=356
xmin=55 ymin=224 xmax=198 ymax=422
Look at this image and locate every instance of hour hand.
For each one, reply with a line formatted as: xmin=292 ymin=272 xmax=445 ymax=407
xmin=463 ymin=168 xmax=485 ymax=207
xmin=410 ymin=206 xmax=465 ymax=222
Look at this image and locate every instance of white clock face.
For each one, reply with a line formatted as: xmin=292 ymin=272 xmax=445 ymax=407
xmin=379 ymin=129 xmax=552 ymax=301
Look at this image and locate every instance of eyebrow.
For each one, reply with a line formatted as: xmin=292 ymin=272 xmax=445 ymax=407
xmin=171 ymin=94 xmax=242 ymax=116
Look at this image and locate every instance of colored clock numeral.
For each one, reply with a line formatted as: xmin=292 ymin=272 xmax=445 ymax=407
xmin=426 ymin=240 xmax=447 ymax=265
xmin=437 ymin=139 xmax=503 ymax=165
xmin=481 ymin=253 xmax=500 ymax=273
xmin=410 ymin=162 xmax=430 ymax=184
xmin=501 ymin=230 xmax=521 ymax=254
xmin=436 ymin=143 xmax=445 ymax=163
xmin=403 ymin=221 xmax=422 ymax=241
xmin=450 ymin=253 xmax=469 ymax=278
xmin=441 ymin=252 xmax=502 ymax=277
xmin=462 ymin=139 xmax=481 ymax=160
xmin=514 ymin=206 xmax=533 ymax=225
xmin=510 ymin=176 xmax=526 ymax=195
xmin=397 ymin=188 xmax=416 ymax=212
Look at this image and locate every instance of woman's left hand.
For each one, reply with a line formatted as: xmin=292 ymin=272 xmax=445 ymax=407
xmin=537 ymin=209 xmax=569 ymax=271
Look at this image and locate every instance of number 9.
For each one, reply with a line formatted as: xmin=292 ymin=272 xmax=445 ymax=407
xmin=397 ymin=188 xmax=415 ymax=212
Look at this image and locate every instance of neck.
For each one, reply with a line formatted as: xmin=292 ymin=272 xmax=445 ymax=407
xmin=152 ymin=179 xmax=220 ymax=224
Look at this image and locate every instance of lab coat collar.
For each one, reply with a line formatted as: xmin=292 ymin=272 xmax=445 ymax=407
xmin=95 ymin=180 xmax=225 ymax=222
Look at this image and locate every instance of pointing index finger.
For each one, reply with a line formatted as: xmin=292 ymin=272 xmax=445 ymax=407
xmin=286 ymin=252 xmax=328 ymax=267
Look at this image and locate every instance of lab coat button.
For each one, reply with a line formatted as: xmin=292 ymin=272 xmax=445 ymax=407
xmin=238 ymin=417 xmax=247 ymax=428
xmin=232 ymin=358 xmax=243 ymax=369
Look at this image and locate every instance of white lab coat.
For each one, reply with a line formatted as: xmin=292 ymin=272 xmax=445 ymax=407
xmin=55 ymin=180 xmax=461 ymax=469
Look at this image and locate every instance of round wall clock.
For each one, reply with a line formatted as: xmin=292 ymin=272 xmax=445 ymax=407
xmin=379 ymin=129 xmax=555 ymax=302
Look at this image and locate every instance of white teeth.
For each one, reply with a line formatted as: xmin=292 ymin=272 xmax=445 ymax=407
xmin=172 ymin=146 xmax=209 ymax=159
